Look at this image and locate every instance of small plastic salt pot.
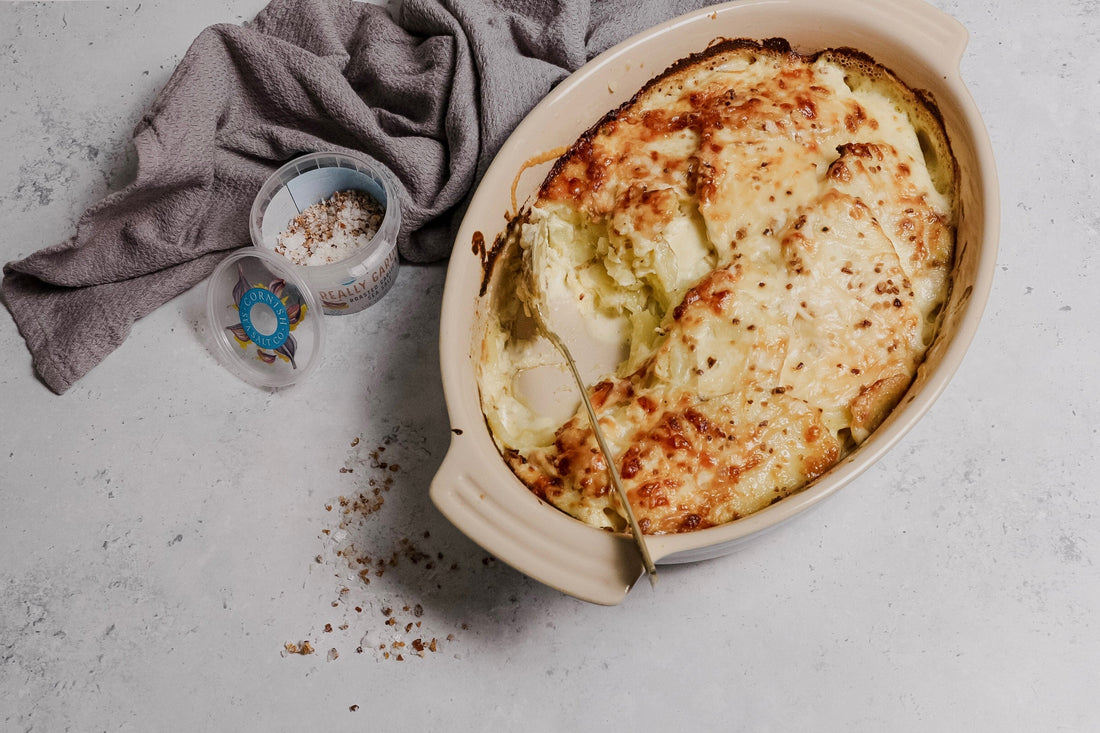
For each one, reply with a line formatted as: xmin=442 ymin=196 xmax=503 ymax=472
xmin=249 ymin=151 xmax=402 ymax=316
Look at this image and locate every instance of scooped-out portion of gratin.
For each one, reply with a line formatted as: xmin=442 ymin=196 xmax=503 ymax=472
xmin=478 ymin=38 xmax=957 ymax=534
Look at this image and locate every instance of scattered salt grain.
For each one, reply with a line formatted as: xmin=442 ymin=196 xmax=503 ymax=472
xmin=275 ymin=189 xmax=384 ymax=266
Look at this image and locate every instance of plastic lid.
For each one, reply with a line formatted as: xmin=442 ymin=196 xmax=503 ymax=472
xmin=206 ymin=248 xmax=325 ymax=387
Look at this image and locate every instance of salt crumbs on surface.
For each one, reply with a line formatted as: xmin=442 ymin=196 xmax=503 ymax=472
xmin=275 ymin=189 xmax=384 ymax=266
xmin=282 ymin=431 xmax=480 ymax=669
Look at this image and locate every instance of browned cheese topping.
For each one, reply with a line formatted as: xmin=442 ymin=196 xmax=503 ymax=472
xmin=479 ymin=39 xmax=957 ymax=534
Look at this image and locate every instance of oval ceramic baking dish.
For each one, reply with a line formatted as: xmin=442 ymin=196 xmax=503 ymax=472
xmin=430 ymin=0 xmax=999 ymax=605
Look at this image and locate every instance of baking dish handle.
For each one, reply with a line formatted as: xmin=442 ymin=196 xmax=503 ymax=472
xmin=430 ymin=440 xmax=644 ymax=606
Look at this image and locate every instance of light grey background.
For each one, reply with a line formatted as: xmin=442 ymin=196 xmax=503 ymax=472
xmin=1 ymin=0 xmax=1097 ymax=730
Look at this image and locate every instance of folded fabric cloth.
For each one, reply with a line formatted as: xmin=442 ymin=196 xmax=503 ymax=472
xmin=1 ymin=0 xmax=713 ymax=394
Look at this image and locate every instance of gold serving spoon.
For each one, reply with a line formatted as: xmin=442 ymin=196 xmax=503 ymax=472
xmin=526 ymin=295 xmax=658 ymax=587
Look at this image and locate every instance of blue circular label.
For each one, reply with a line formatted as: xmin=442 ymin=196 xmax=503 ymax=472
xmin=238 ymin=287 xmax=290 ymax=350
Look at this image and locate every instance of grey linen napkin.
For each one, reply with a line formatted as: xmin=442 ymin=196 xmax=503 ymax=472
xmin=1 ymin=0 xmax=713 ymax=394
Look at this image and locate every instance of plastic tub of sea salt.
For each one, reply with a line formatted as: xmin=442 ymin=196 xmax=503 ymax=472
xmin=250 ymin=152 xmax=401 ymax=315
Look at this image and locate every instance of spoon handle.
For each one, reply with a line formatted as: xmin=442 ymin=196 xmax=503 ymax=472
xmin=542 ymin=326 xmax=658 ymax=587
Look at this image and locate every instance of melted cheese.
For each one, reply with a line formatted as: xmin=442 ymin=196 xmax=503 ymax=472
xmin=479 ymin=39 xmax=957 ymax=534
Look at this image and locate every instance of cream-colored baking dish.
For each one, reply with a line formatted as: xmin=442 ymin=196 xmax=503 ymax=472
xmin=430 ymin=0 xmax=999 ymax=605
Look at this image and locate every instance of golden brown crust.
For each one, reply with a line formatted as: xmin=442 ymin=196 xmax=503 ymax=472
xmin=484 ymin=38 xmax=957 ymax=534
xmin=539 ymin=38 xmax=955 ymax=215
